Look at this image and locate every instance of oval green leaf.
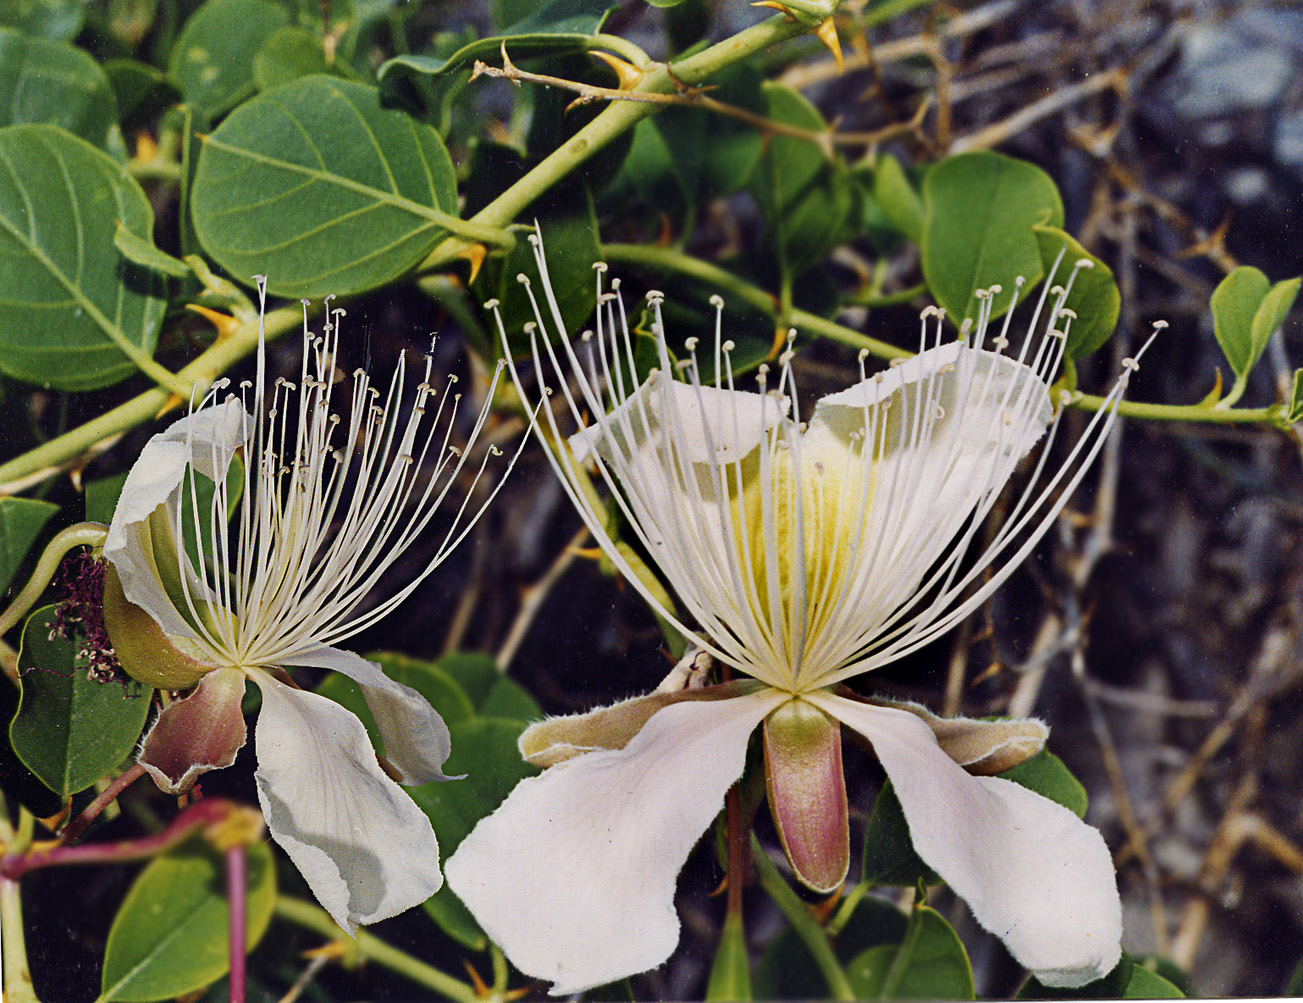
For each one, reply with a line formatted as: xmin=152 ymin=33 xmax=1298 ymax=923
xmin=378 ymin=0 xmax=616 ymax=82
xmin=749 ymin=82 xmax=852 ymax=278
xmin=0 ymin=28 xmax=119 ymax=148
xmin=252 ymin=26 xmax=330 ymax=91
xmin=1211 ymin=266 xmax=1270 ymax=380
xmin=10 ymin=605 xmax=152 ymax=799
xmin=922 ymin=151 xmax=1064 ymax=325
xmin=167 ymin=0 xmax=290 ymax=119
xmin=0 ymin=124 xmax=167 ymax=390
xmin=848 ymin=905 xmax=974 ymax=1000
xmin=872 ymin=153 xmax=924 ymax=244
xmin=0 ymin=0 xmax=83 ymax=40
xmin=192 ymin=75 xmax=459 ymax=298
xmin=1033 ymin=225 xmax=1121 ymax=364
xmin=0 ymin=496 xmax=57 ymax=598
xmin=100 ymin=840 xmax=276 ymax=1002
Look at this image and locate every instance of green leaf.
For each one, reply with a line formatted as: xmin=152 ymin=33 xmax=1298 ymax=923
xmin=999 ymin=748 xmax=1089 ymax=819
xmin=750 ymin=82 xmax=851 ymax=278
xmin=411 ymin=717 xmax=540 ymax=949
xmin=490 ymin=208 xmax=601 ymax=359
xmin=0 ymin=124 xmax=167 ymax=391
xmin=1250 ymin=277 xmax=1299 ymax=364
xmin=0 ymin=28 xmax=120 ymax=149
xmin=85 ymin=472 xmax=130 ymax=525
xmin=114 ymin=223 xmax=192 ymax=278
xmin=252 ymin=26 xmax=329 ymax=91
xmin=862 ymin=780 xmax=941 ymax=887
xmin=377 ymin=0 xmax=616 ymax=81
xmin=100 ymin=839 xmax=276 ymax=1002
xmin=0 ymin=0 xmax=83 ymax=40
xmin=921 ymin=151 xmax=1064 ymax=324
xmin=192 ymin=75 xmax=459 ymax=298
xmin=1032 ymin=226 xmax=1121 ymax=363
xmin=847 ymin=905 xmax=974 ymax=1000
xmin=620 ymin=64 xmax=763 ymax=212
xmin=104 ymin=59 xmax=181 ymax=127
xmin=872 ymin=153 xmax=924 ymax=244
xmin=1287 ymin=369 xmax=1303 ymax=424
xmin=1211 ymin=266 xmax=1271 ymax=381
xmin=1123 ymin=964 xmax=1185 ymax=998
xmin=167 ymin=0 xmax=290 ymax=119
xmin=436 ymin=651 xmax=541 ymax=720
xmin=706 ymin=912 xmax=752 ymax=1001
xmin=0 ymin=497 xmax=57 ymax=599
xmin=10 ymin=605 xmax=152 ymax=799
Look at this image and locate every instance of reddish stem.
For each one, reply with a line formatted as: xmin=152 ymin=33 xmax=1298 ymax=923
xmin=0 ymin=798 xmax=236 ymax=879
xmin=227 ymin=844 xmax=247 ymax=1003
xmin=61 ymin=763 xmax=147 ymax=843
xmin=725 ymin=784 xmax=749 ymax=918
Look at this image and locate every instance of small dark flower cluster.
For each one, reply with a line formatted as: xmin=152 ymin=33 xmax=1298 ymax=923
xmin=52 ymin=551 xmax=126 ymax=686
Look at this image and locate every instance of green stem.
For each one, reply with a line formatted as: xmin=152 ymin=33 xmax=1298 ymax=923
xmin=0 ymin=523 xmax=109 ymax=641
xmin=750 ymin=836 xmax=855 ymax=1002
xmin=273 ymin=897 xmax=480 ymax=1003
xmin=1072 ymin=393 xmax=1279 ymax=425
xmin=601 ymin=243 xmax=908 ymax=360
xmin=0 ymin=799 xmax=37 ymax=1003
xmin=0 ymin=304 xmax=305 ymax=487
xmin=416 ymin=13 xmax=812 ymax=272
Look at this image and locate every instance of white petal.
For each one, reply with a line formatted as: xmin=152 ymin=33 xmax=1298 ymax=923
xmin=248 ymin=667 xmax=444 ymax=932
xmin=570 ymin=373 xmax=788 ymax=466
xmin=446 ymin=687 xmax=786 ymax=995
xmin=279 ymin=646 xmax=456 ymax=784
xmin=103 ymin=399 xmax=248 ymax=638
xmin=810 ymin=692 xmax=1121 ymax=988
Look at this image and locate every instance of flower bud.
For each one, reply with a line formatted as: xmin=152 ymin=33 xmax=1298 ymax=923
xmin=101 ymin=565 xmax=217 ymax=690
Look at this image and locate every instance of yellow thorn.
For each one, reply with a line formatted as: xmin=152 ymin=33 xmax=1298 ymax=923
xmin=569 ymin=547 xmax=607 ymax=560
xmin=185 ymin=303 xmax=242 ymax=340
xmin=155 ymin=393 xmax=185 ymax=420
xmin=590 ymin=50 xmax=644 ymax=90
xmin=303 ymin=940 xmax=353 ymax=962
xmin=1199 ymin=367 xmax=1224 ymax=406
xmin=134 ymin=130 xmax=158 ymax=161
xmin=751 ymin=0 xmax=796 ymax=15
xmin=457 ymin=243 xmax=488 ymax=284
xmin=815 ymin=17 xmax=843 ymax=75
xmin=767 ymin=324 xmax=788 ymax=361
xmin=463 ymin=960 xmax=491 ymax=997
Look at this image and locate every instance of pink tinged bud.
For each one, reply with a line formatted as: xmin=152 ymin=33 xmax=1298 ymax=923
xmin=763 ymin=698 xmax=849 ymax=894
xmin=138 ymin=666 xmax=248 ymax=794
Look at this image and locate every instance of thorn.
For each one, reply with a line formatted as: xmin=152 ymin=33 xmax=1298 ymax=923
xmin=766 ymin=323 xmax=788 ymax=361
xmin=815 ymin=17 xmax=843 ymax=74
xmin=457 ymin=243 xmax=488 ymax=285
xmin=709 ymin=874 xmax=729 ymax=897
xmin=1199 ymin=368 xmax=1224 ymax=407
xmin=809 ymin=886 xmax=843 ymax=923
xmin=654 ymin=212 xmax=674 ymax=247
xmin=186 ymin=303 xmax=242 ymax=340
xmin=751 ymin=0 xmax=797 ymax=17
xmin=463 ymin=959 xmax=491 ymax=997
xmin=590 ymin=50 xmax=644 ymax=90
xmin=155 ymin=393 xmax=185 ymax=420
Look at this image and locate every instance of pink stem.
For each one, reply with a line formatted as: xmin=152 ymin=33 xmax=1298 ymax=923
xmin=227 ymin=844 xmax=247 ymax=1003
xmin=61 ymin=763 xmax=147 ymax=843
xmin=0 ymin=798 xmax=236 ymax=879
